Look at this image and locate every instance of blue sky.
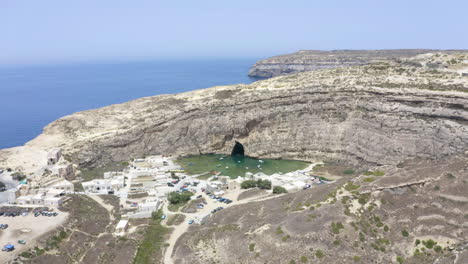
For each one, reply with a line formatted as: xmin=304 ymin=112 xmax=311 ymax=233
xmin=1 ymin=0 xmax=467 ymax=65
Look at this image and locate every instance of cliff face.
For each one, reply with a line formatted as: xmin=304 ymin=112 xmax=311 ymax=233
xmin=1 ymin=53 xmax=467 ymax=172
xmin=248 ymin=49 xmax=463 ymax=78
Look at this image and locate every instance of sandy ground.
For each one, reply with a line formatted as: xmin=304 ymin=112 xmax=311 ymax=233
xmin=0 ymin=210 xmax=69 ymax=262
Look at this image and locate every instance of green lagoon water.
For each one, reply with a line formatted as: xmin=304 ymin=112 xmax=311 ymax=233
xmin=176 ymin=154 xmax=309 ymax=178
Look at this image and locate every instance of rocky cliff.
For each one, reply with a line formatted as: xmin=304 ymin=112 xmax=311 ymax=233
xmin=248 ymin=49 xmax=465 ymax=78
xmin=0 ymin=53 xmax=467 ymax=173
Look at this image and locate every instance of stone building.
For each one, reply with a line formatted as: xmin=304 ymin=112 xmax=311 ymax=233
xmin=47 ymin=148 xmax=62 ymax=165
xmin=58 ymin=164 xmax=75 ymax=181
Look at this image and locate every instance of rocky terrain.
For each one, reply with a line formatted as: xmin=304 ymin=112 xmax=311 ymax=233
xmin=248 ymin=49 xmax=465 ymax=78
xmin=1 ymin=52 xmax=467 ymax=175
xmin=172 ymin=153 xmax=468 ymax=264
xmin=0 ymin=52 xmax=467 ymax=264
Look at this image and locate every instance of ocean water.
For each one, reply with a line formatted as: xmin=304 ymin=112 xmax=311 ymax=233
xmin=0 ymin=59 xmax=259 ymax=149
xmin=176 ymin=154 xmax=310 ymax=178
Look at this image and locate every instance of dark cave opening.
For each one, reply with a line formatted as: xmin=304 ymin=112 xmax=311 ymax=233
xmin=231 ymin=141 xmax=245 ymax=156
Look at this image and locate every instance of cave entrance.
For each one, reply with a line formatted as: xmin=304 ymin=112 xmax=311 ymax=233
xmin=231 ymin=141 xmax=245 ymax=156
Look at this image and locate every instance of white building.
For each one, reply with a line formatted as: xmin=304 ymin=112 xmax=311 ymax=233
xmin=47 ymin=179 xmax=74 ymax=192
xmin=115 ymin=220 xmax=129 ymax=236
xmin=82 ymin=176 xmax=124 ymax=193
xmin=44 ymin=196 xmax=63 ymax=207
xmin=139 ymin=200 xmax=160 ymax=212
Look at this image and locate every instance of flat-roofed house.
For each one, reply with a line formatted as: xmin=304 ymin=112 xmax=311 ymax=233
xmin=47 ymin=149 xmax=62 ymax=165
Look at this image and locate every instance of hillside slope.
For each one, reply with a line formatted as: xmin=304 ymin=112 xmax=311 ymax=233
xmin=0 ymin=53 xmax=467 ymax=175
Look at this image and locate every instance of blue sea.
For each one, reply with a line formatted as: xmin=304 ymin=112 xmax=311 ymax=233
xmin=0 ymin=59 xmax=259 ymax=149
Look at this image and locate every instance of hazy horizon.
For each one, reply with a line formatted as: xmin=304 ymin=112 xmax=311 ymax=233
xmin=1 ymin=0 xmax=467 ymax=66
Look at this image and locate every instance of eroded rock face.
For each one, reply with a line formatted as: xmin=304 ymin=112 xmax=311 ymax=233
xmin=0 ymin=53 xmax=467 ymax=172
xmin=248 ymin=49 xmax=465 ymax=78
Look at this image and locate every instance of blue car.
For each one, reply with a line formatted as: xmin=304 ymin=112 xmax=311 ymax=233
xmin=188 ymin=219 xmax=194 ymax=224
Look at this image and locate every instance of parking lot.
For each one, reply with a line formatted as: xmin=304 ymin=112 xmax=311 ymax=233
xmin=0 ymin=207 xmax=68 ymax=262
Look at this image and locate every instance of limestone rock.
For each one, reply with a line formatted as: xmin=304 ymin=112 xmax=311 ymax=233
xmin=248 ymin=49 xmax=466 ymax=78
xmin=0 ymin=53 xmax=467 ymax=173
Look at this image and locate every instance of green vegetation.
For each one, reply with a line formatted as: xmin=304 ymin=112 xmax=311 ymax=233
xmin=168 ymin=191 xmax=193 ymax=204
xmin=276 ymin=226 xmax=284 ymax=235
xmin=363 ymin=170 xmax=385 ymax=176
xmin=167 ymin=191 xmax=194 ymax=212
xmin=282 ymin=235 xmax=290 ymax=241
xmin=300 ymin=256 xmax=308 ymax=263
xmin=331 ymin=222 xmax=345 ymax=234
xmin=166 ymin=214 xmax=185 ymax=226
xmin=383 ymin=225 xmax=389 ymax=232
xmin=318 ymin=176 xmax=332 ymax=181
xmin=196 ymin=172 xmax=212 ymax=180
xmin=11 ymin=172 xmax=26 ymax=181
xmin=344 ymin=182 xmax=360 ymax=192
xmin=358 ymin=193 xmax=371 ymax=205
xmin=315 ymin=250 xmax=325 ymax=259
xmin=363 ymin=177 xmax=375 ymax=182
xmin=19 ymin=251 xmax=33 ymax=258
xmin=249 ymin=243 xmax=255 ymax=252
xmin=359 ymin=232 xmax=366 ymax=242
xmin=134 ymin=210 xmax=171 ymax=264
xmin=241 ymin=179 xmax=272 ymax=190
xmin=343 ymin=169 xmax=355 ymax=175
xmin=353 ymin=256 xmax=361 ymax=262
xmin=446 ymin=173 xmax=456 ymax=179
xmin=422 ymin=239 xmax=436 ymax=249
xmin=396 ymin=256 xmax=404 ymax=264
xmin=272 ymin=186 xmax=288 ymax=194
xmin=81 ymin=161 xmax=129 ymax=181
xmin=401 ymin=230 xmax=409 ymax=238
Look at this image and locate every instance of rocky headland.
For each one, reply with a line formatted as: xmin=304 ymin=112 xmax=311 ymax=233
xmin=0 ymin=52 xmax=467 ymax=264
xmin=0 ymin=52 xmax=467 ymax=176
xmin=248 ymin=49 xmax=466 ymax=78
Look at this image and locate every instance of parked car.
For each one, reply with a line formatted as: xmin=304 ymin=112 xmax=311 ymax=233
xmin=188 ymin=219 xmax=194 ymax=224
xmin=196 ymin=195 xmax=202 ymax=199
xmin=18 ymin=240 xmax=26 ymax=245
xmin=167 ymin=183 xmax=174 ymax=187
xmin=161 ymin=214 xmax=166 ymax=220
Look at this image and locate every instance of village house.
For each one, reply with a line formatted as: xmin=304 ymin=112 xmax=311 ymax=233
xmin=81 ymin=176 xmax=125 ymax=193
xmin=47 ymin=148 xmax=62 ymax=165
xmin=57 ymin=164 xmax=75 ymax=181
